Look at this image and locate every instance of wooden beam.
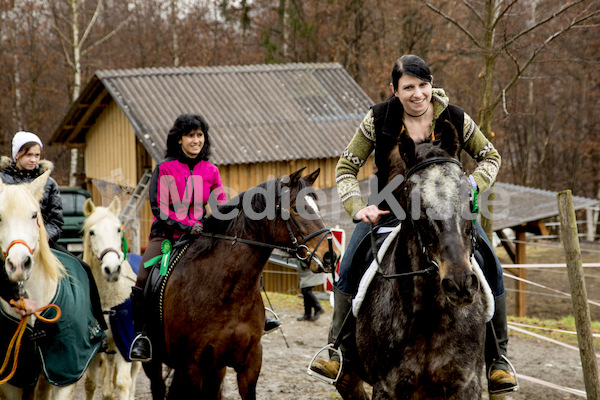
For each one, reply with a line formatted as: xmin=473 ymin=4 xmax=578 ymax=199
xmin=515 ymin=230 xmax=527 ymax=317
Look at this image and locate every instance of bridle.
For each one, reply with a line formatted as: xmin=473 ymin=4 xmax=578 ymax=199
xmin=373 ymin=156 xmax=474 ymax=280
xmin=201 ymin=178 xmax=335 ymax=269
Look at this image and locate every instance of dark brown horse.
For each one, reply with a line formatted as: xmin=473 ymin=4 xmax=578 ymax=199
xmin=144 ymin=168 xmax=337 ymax=399
xmin=337 ymin=130 xmax=487 ymax=399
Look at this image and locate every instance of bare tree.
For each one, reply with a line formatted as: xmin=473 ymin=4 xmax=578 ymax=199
xmin=421 ymin=0 xmax=600 ymax=237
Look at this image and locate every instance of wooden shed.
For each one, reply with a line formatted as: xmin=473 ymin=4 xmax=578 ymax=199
xmin=49 ymin=62 xmax=375 ymax=293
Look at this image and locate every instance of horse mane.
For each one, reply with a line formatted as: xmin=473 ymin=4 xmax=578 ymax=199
xmin=2 ymin=185 xmax=65 ymax=281
xmin=194 ymin=175 xmax=315 ymax=255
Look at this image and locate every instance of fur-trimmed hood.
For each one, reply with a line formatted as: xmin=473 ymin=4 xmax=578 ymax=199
xmin=0 ymin=156 xmax=54 ymax=173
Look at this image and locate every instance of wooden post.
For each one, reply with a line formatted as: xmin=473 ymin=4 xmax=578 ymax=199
xmin=557 ymin=190 xmax=600 ymax=400
xmin=515 ymin=230 xmax=527 ymax=317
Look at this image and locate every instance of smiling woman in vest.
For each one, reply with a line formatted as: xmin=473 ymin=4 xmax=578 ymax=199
xmin=310 ymin=55 xmax=517 ymax=393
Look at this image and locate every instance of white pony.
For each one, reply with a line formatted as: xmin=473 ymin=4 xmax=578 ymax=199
xmin=82 ymin=197 xmax=140 ymax=400
xmin=0 ymin=170 xmax=78 ymax=400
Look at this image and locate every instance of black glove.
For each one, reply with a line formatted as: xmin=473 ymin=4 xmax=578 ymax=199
xmin=190 ymin=223 xmax=204 ymax=235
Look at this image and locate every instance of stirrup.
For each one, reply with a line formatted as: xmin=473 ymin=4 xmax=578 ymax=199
xmin=264 ymin=307 xmax=281 ymax=335
xmin=488 ymin=355 xmax=519 ymax=395
xmin=306 ymin=344 xmax=344 ymax=385
xmin=129 ymin=334 xmax=152 ymax=362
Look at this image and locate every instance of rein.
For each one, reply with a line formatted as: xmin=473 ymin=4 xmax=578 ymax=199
xmin=0 ymin=297 xmax=61 ymax=384
xmin=201 ymin=178 xmax=332 ymax=267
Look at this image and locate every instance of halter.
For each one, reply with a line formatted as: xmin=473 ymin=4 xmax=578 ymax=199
xmin=96 ymin=248 xmax=122 ymax=262
xmin=375 ymin=156 xmax=471 ymax=280
xmin=3 ymin=240 xmax=37 ymax=259
xmin=201 ymin=178 xmax=334 ymax=268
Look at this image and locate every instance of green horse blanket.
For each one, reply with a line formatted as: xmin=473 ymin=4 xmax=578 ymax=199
xmin=0 ymin=250 xmax=105 ymax=388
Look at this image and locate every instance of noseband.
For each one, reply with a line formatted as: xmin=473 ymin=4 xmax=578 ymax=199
xmin=96 ymin=248 xmax=122 ymax=262
xmin=3 ymin=240 xmax=37 ymax=259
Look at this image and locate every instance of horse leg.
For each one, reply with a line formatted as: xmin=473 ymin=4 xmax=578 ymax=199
xmin=84 ymin=353 xmax=102 ymax=399
xmin=336 ymin=370 xmax=370 ymax=400
xmin=113 ymin=355 xmax=133 ymax=400
xmin=103 ymin=353 xmax=117 ymax=399
xmin=236 ymin=343 xmax=262 ymax=400
xmin=129 ymin=361 xmax=141 ymax=400
xmin=143 ymin=360 xmax=166 ymax=400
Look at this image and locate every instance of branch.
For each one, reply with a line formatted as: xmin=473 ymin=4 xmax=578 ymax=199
xmin=491 ymin=9 xmax=600 ymax=112
xmin=491 ymin=0 xmax=520 ymax=31
xmin=81 ymin=13 xmax=133 ymax=57
xmin=421 ymin=0 xmax=481 ymax=49
xmin=78 ymin=0 xmax=103 ymax=48
xmin=500 ymin=0 xmax=587 ymax=51
xmin=461 ymin=0 xmax=483 ymax=25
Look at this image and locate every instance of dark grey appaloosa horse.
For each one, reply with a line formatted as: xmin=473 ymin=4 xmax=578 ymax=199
xmin=340 ymin=130 xmax=487 ymax=399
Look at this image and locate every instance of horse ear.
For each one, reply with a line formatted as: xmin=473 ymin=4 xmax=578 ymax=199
xmin=303 ymin=169 xmax=320 ymax=185
xmin=83 ymin=198 xmax=96 ymax=217
xmin=29 ymin=169 xmax=51 ymax=202
xmin=108 ymin=196 xmax=121 ymax=215
xmin=283 ymin=167 xmax=307 ymax=187
xmin=441 ymin=120 xmax=461 ymax=158
xmin=399 ymin=132 xmax=416 ymax=167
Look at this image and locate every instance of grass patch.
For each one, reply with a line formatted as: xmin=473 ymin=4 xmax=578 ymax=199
xmin=508 ymin=315 xmax=600 ymax=348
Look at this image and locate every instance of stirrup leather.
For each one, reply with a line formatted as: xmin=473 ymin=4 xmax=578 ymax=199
xmin=487 ymin=355 xmax=519 ymax=395
xmin=129 ymin=334 xmax=153 ymax=362
xmin=307 ymin=344 xmax=344 ymax=385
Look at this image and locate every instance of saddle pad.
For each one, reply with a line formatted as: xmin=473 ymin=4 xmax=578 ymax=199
xmin=0 ymin=250 xmax=106 ymax=387
xmin=109 ymin=298 xmax=135 ymax=362
xmin=352 ymin=223 xmax=403 ymax=317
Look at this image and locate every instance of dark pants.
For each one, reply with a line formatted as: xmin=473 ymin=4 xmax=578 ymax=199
xmin=301 ymin=286 xmax=322 ymax=316
xmin=335 ymin=220 xmax=505 ymax=297
xmin=135 ymin=237 xmax=166 ymax=290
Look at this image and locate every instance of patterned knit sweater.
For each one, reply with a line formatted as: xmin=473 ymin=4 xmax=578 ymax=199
xmin=336 ymin=88 xmax=501 ymax=219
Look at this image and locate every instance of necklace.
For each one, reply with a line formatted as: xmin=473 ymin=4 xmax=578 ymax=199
xmin=405 ymin=107 xmax=429 ymax=118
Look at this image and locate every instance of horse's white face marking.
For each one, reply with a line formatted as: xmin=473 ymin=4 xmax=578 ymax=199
xmin=303 ymin=195 xmax=323 ymax=221
xmin=0 ymin=185 xmax=42 ymax=282
xmin=86 ymin=208 xmax=124 ymax=282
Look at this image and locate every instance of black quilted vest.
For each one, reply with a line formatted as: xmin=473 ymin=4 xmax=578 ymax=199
xmin=372 ymin=95 xmax=465 ymax=195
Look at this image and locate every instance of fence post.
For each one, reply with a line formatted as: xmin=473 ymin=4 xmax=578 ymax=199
xmin=557 ymin=190 xmax=600 ymax=400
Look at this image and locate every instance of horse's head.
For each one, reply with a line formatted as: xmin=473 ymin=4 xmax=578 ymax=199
xmin=0 ymin=169 xmax=62 ymax=284
xmin=397 ymin=127 xmax=478 ymax=307
xmin=83 ymin=197 xmax=125 ymax=282
xmin=279 ymin=168 xmax=338 ymax=274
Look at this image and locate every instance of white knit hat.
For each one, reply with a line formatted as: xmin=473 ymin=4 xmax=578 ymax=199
xmin=12 ymin=131 xmax=43 ymax=160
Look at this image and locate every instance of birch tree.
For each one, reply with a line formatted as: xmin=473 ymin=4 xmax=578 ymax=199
xmin=49 ymin=0 xmax=131 ymax=186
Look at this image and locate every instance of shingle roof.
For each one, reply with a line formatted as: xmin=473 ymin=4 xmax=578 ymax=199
xmin=50 ymin=63 xmax=374 ymax=165
xmin=316 ymin=179 xmax=599 ymax=234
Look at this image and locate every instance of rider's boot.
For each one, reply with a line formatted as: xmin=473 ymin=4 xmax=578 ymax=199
xmin=486 ymin=293 xmax=518 ymax=393
xmin=264 ymin=317 xmax=282 ymax=334
xmin=309 ymin=286 xmax=353 ymax=379
xmin=129 ymin=286 xmax=152 ymax=362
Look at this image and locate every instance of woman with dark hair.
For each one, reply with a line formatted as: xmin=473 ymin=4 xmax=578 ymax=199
xmin=310 ymin=55 xmax=517 ymax=393
xmin=129 ymin=113 xmax=226 ymax=361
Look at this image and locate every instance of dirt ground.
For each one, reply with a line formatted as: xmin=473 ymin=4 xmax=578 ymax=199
xmin=78 ymin=239 xmax=600 ymax=399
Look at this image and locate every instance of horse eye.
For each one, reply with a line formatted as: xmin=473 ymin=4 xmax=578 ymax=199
xmin=32 ymin=211 xmax=38 ymax=219
xmin=89 ymin=230 xmax=95 ymax=236
xmin=117 ymin=227 xmax=122 ymax=233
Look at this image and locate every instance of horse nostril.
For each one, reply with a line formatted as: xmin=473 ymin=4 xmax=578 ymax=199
xmin=323 ymin=251 xmax=337 ymax=267
xmin=104 ymin=266 xmax=111 ymax=276
xmin=23 ymin=256 xmax=33 ymax=271
xmin=441 ymin=277 xmax=458 ymax=295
